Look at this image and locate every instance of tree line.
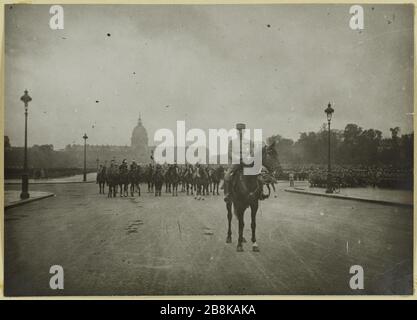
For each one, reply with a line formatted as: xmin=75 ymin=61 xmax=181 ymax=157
xmin=267 ymin=124 xmax=413 ymax=168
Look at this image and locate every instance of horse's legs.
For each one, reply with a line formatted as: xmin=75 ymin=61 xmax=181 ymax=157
xmin=236 ymin=207 xmax=244 ymax=252
xmin=250 ymin=202 xmax=259 ymax=252
xmin=226 ymin=201 xmax=232 ymax=243
xmin=137 ymin=183 xmax=141 ymax=196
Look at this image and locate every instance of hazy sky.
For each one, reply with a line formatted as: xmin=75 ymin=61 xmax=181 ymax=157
xmin=5 ymin=4 xmax=414 ymax=149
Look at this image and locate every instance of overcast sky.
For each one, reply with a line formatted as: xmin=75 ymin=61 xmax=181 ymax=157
xmin=5 ymin=4 xmax=414 ymax=149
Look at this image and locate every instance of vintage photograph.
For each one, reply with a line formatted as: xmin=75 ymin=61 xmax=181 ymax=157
xmin=3 ymin=4 xmax=414 ymax=296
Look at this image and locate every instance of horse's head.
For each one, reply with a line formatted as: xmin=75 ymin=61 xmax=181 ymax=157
xmin=262 ymin=140 xmax=279 ymax=172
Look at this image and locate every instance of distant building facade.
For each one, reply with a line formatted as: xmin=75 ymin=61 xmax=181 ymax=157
xmin=5 ymin=115 xmax=154 ymax=170
xmin=64 ymin=115 xmax=153 ymax=166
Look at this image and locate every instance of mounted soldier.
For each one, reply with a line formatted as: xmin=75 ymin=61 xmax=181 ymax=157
xmin=96 ymin=164 xmax=107 ymax=194
xmin=128 ymin=160 xmax=141 ymax=197
xmin=130 ymin=160 xmax=137 ymax=171
xmin=118 ymin=159 xmax=129 ymax=197
xmin=223 ymin=123 xmax=278 ymax=252
xmin=223 ymin=126 xmax=270 ymax=203
xmin=120 ymin=159 xmax=128 ymax=172
xmin=106 ymin=160 xmax=119 ymax=198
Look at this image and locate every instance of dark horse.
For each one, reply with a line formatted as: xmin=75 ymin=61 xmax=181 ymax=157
xmin=194 ymin=165 xmax=209 ymax=200
xmin=97 ymin=167 xmax=107 ymax=194
xmin=226 ymin=141 xmax=278 ymax=252
xmin=210 ymin=165 xmax=224 ymax=195
xmin=118 ymin=166 xmax=129 ymax=197
xmin=106 ymin=165 xmax=119 ymax=198
xmin=129 ymin=165 xmax=142 ymax=197
xmin=153 ymin=166 xmax=164 ymax=196
xmin=145 ymin=164 xmax=154 ymax=193
xmin=182 ymin=165 xmax=195 ymax=195
xmin=166 ymin=165 xmax=180 ymax=196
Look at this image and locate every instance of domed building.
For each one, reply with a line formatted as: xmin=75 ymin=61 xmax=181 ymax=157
xmin=5 ymin=114 xmax=154 ymax=170
xmin=130 ymin=114 xmax=150 ymax=162
xmin=58 ymin=114 xmax=152 ymax=167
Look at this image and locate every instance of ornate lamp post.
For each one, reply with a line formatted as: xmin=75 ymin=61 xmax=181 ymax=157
xmin=324 ymin=102 xmax=334 ymax=194
xmin=83 ymin=133 xmax=88 ymax=182
xmin=20 ymin=90 xmax=32 ymax=199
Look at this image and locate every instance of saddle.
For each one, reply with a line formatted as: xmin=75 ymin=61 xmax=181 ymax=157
xmin=230 ymin=166 xmax=269 ymax=201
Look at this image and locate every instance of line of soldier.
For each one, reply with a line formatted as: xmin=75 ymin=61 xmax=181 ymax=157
xmin=96 ymin=159 xmax=226 ymax=198
xmin=298 ymin=165 xmax=412 ymax=190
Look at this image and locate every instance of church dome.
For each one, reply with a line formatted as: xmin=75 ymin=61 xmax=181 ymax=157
xmin=131 ymin=115 xmax=149 ymax=150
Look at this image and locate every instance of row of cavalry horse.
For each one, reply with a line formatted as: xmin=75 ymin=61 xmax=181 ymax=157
xmin=96 ymin=163 xmax=225 ymax=199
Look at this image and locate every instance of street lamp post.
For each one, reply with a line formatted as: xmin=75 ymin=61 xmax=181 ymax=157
xmin=20 ymin=90 xmax=32 ymax=199
xmin=83 ymin=133 xmax=88 ymax=182
xmin=324 ymin=102 xmax=335 ymax=194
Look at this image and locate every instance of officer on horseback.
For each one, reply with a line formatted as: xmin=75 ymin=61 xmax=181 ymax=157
xmin=224 ymin=126 xmax=253 ymax=202
xmin=223 ymin=125 xmax=270 ymax=203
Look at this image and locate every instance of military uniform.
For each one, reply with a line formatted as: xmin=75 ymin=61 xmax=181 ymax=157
xmin=224 ymin=136 xmax=265 ymax=202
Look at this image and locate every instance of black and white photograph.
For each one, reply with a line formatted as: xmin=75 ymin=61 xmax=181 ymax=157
xmin=3 ymin=3 xmax=414 ymax=296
